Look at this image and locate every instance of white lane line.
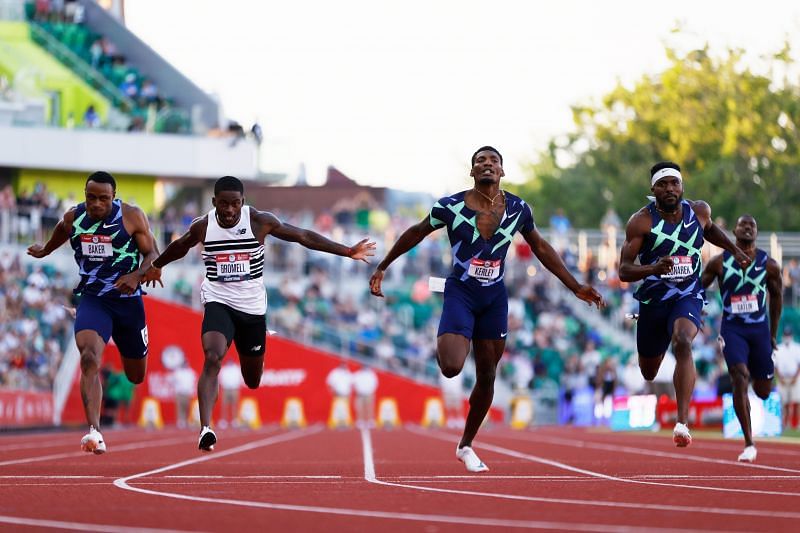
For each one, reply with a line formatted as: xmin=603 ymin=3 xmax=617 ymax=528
xmin=112 ymin=425 xmax=667 ymax=531
xmin=0 ymin=429 xmax=189 ymax=452
xmin=361 ymin=428 xmax=696 ymax=532
xmin=415 ymin=427 xmax=800 ymax=498
xmin=386 ymin=474 xmax=800 ymax=480
xmin=163 ymin=475 xmax=342 ymax=479
xmin=491 ymin=430 xmax=800 ymax=474
xmin=0 ymin=515 xmax=199 ymax=532
xmin=397 ymin=427 xmax=800 ymax=518
xmin=0 ymin=435 xmax=195 ymax=466
xmin=536 ymin=431 xmax=800 ymax=457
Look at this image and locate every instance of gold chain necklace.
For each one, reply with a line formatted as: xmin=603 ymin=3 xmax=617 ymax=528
xmin=473 ymin=188 xmax=504 ymax=206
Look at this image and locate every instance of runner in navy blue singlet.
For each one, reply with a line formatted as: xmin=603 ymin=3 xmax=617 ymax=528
xmin=370 ymin=146 xmax=605 ymax=472
xmin=702 ymin=215 xmax=783 ymax=462
xmin=27 ymin=172 xmax=162 ymax=454
xmin=619 ymin=161 xmax=750 ymax=447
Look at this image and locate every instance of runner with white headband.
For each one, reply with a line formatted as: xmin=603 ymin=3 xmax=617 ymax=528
xmin=618 ymin=161 xmax=750 ymax=448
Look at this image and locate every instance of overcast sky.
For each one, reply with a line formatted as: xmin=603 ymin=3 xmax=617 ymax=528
xmin=125 ymin=0 xmax=800 ymax=195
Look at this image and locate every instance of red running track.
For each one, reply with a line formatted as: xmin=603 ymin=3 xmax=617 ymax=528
xmin=0 ymin=425 xmax=799 ymax=532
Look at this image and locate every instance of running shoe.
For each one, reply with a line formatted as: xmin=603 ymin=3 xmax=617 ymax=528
xmin=738 ymin=445 xmax=757 ymax=463
xmin=80 ymin=427 xmax=106 ymax=454
xmin=673 ymin=422 xmax=692 ymax=447
xmin=198 ymin=426 xmax=217 ymax=452
xmin=456 ymin=445 xmax=489 ymax=472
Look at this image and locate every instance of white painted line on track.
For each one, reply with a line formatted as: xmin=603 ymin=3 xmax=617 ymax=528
xmin=163 ymin=475 xmax=342 ymax=479
xmin=418 ymin=426 xmax=800 ymax=497
xmin=0 ymin=515 xmax=199 ymax=533
xmin=399 ymin=427 xmax=800 ymax=517
xmin=493 ymin=430 xmax=800 ymax=474
xmin=0 ymin=428 xmax=189 ymax=452
xmin=0 ymin=435 xmax=195 ymax=466
xmin=360 ymin=428 xmax=706 ymax=532
xmin=112 ymin=425 xmax=670 ymax=531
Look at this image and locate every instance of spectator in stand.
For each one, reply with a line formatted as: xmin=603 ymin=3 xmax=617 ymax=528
xmin=119 ymin=73 xmax=138 ymax=99
xmin=580 ymin=339 xmax=602 ymax=389
xmin=326 ymin=362 xmax=353 ymax=408
xmin=140 ymin=79 xmax=159 ymax=105
xmin=352 ymin=365 xmax=378 ymax=428
xmin=784 ymin=258 xmax=800 ymax=307
xmin=171 ymin=360 xmax=197 ymax=429
xmin=561 ymin=355 xmax=586 ymax=423
xmin=620 ymin=354 xmax=646 ymax=395
xmin=89 ymin=38 xmax=103 ymax=69
xmin=594 ymin=356 xmax=618 ymax=421
xmin=218 ymin=359 xmax=243 ymax=428
xmin=83 ymin=105 xmax=100 ymax=128
xmin=440 ymin=371 xmax=465 ymax=428
xmin=775 ymin=328 xmax=800 ymax=430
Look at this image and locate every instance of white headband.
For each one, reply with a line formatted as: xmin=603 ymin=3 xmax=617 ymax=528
xmin=651 ymin=168 xmax=682 ymax=187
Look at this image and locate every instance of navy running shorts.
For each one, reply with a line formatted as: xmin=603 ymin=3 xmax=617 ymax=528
xmin=202 ymin=301 xmax=266 ymax=357
xmin=74 ymin=294 xmax=148 ymax=359
xmin=636 ymin=297 xmax=703 ymax=358
xmin=437 ymin=277 xmax=508 ymax=340
xmin=720 ymin=321 xmax=774 ymax=380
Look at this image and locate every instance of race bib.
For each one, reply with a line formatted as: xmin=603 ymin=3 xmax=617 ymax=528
xmin=80 ymin=234 xmax=112 ymax=261
xmin=731 ymin=294 xmax=759 ymax=314
xmin=467 ymin=258 xmax=501 ymax=282
xmin=660 ymin=256 xmax=693 ymax=281
xmin=215 ymin=253 xmax=251 ymax=282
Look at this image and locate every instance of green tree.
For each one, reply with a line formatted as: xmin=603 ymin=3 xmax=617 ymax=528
xmin=511 ymin=44 xmax=800 ymax=230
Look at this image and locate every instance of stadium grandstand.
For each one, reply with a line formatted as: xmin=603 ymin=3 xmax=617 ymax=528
xmin=2 ymin=0 xmax=800 ymax=430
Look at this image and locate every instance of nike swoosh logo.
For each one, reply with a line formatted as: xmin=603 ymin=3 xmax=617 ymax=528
xmin=766 ymin=374 xmax=774 ymax=379
xmin=102 ymin=223 xmax=119 ymax=229
xmin=688 ymin=313 xmax=696 ymax=319
xmin=683 ymin=220 xmax=695 ymax=229
xmin=500 ymin=332 xmax=507 ymax=338
xmin=754 ymin=266 xmax=764 ymax=271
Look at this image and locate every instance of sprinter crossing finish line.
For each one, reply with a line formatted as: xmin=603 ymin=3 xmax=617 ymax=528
xmin=370 ymin=146 xmax=605 ymax=472
xmin=618 ymin=162 xmax=751 ymax=448
xmin=142 ymin=176 xmax=376 ymax=451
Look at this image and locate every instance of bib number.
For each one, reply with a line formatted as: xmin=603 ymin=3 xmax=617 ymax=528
xmin=80 ymin=234 xmax=112 ymax=261
xmin=660 ymin=256 xmax=693 ymax=281
xmin=216 ymin=253 xmax=251 ymax=282
xmin=731 ymin=294 xmax=758 ymax=314
xmin=467 ymin=258 xmax=501 ymax=282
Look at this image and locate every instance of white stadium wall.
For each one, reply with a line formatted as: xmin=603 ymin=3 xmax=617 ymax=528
xmin=0 ymin=125 xmax=258 ymax=179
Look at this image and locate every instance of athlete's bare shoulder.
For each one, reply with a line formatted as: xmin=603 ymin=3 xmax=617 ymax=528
xmin=625 ymin=206 xmax=651 ymax=234
xmin=249 ymin=207 xmax=280 ymax=234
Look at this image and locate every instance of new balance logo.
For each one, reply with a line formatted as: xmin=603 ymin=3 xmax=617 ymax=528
xmin=237 ymin=228 xmax=246 ymax=235
xmin=102 ymin=223 xmax=118 ymax=229
xmin=682 ymin=220 xmax=695 ymax=229
xmin=251 ymin=345 xmax=262 ymax=351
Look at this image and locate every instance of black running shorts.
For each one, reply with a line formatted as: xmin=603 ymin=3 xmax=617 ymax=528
xmin=202 ymin=302 xmax=267 ymax=357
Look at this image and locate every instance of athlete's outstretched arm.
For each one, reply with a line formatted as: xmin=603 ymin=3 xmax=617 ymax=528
xmin=766 ymin=258 xmax=783 ymax=350
xmin=27 ymin=209 xmax=75 ymax=258
xmin=521 ymin=227 xmax=604 ymax=308
xmin=692 ymin=201 xmax=751 ymax=269
xmin=259 ymin=211 xmax=376 ymax=262
xmin=700 ymin=254 xmax=723 ymax=290
xmin=369 ymin=217 xmax=436 ymax=297
xmin=618 ymin=210 xmax=673 ymax=282
xmin=142 ymin=217 xmax=205 ymax=283
xmin=115 ymin=206 xmax=163 ymax=294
